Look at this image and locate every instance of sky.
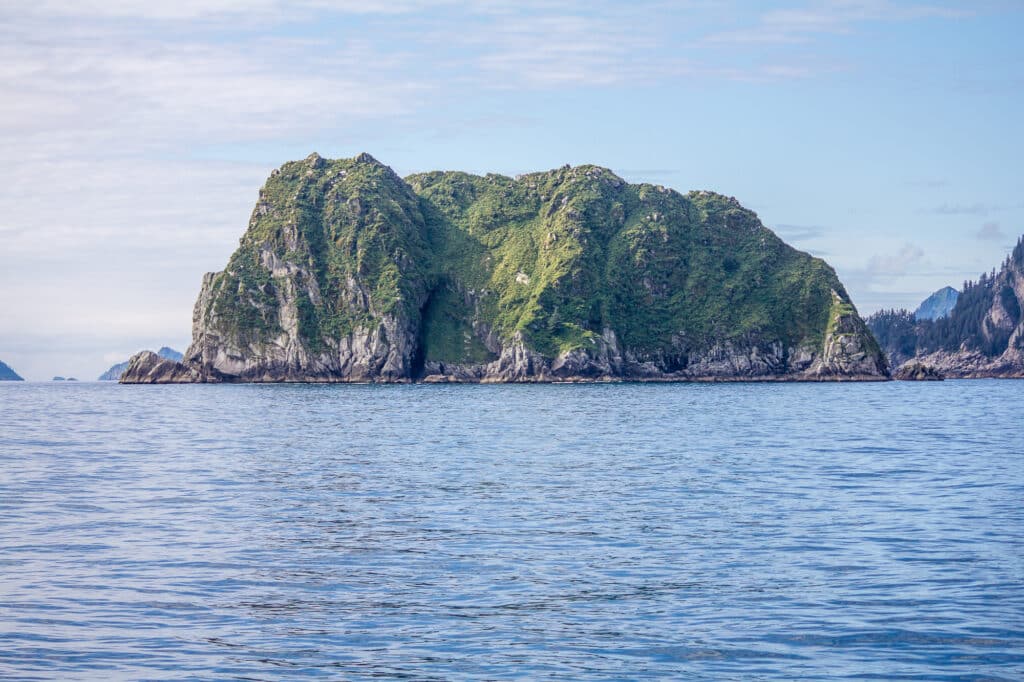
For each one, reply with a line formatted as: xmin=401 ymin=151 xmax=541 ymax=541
xmin=1 ymin=0 xmax=1022 ymax=380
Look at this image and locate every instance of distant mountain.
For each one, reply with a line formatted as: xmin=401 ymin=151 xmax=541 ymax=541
xmin=99 ymin=347 xmax=183 ymax=381
xmin=98 ymin=363 xmax=130 ymax=382
xmin=156 ymin=347 xmax=184 ymax=362
xmin=914 ymin=286 xmax=959 ymax=320
xmin=867 ymin=235 xmax=1024 ymax=377
xmin=0 ymin=360 xmax=24 ymax=381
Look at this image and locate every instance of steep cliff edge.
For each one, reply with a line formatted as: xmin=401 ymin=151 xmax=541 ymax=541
xmin=866 ymin=236 xmax=1024 ymax=378
xmin=123 ymin=153 xmax=887 ymax=383
xmin=100 ymin=347 xmax=182 ymax=380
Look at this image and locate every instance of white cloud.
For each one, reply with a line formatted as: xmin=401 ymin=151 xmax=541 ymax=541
xmin=19 ymin=0 xmax=461 ymax=21
xmin=0 ymin=28 xmax=422 ymax=157
xmin=703 ymin=0 xmax=972 ymax=45
xmin=865 ymin=242 xmax=926 ymax=277
xmin=975 ymin=221 xmax=1006 ymax=241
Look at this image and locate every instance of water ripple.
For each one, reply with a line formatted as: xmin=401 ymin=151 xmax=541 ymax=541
xmin=0 ymin=380 xmax=1021 ymax=679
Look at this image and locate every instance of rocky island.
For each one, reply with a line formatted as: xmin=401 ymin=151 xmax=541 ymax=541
xmin=99 ymin=347 xmax=182 ymax=380
xmin=867 ymin=236 xmax=1024 ymax=378
xmin=893 ymin=362 xmax=944 ymax=381
xmin=123 ymin=153 xmax=888 ymax=384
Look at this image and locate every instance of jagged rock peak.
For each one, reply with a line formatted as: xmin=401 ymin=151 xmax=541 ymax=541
xmin=304 ymin=152 xmax=325 ymax=168
xmin=120 ymin=351 xmax=203 ymax=384
xmin=353 ymin=151 xmax=380 ymax=165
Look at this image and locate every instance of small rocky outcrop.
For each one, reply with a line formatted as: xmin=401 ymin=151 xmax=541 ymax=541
xmin=121 ymin=351 xmax=204 ymax=384
xmin=123 ymin=153 xmax=889 ymax=384
xmin=894 ymin=362 xmax=944 ymax=381
xmin=99 ymin=347 xmax=183 ymax=380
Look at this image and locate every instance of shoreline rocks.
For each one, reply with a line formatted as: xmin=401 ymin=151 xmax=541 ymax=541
xmin=894 ymin=362 xmax=944 ymax=381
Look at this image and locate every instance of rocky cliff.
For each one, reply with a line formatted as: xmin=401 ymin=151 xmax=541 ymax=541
xmin=122 ymin=153 xmax=888 ymax=383
xmin=866 ymin=236 xmax=1024 ymax=378
xmin=100 ymin=347 xmax=182 ymax=380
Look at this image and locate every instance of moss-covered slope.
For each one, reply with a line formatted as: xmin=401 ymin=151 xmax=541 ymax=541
xmin=123 ymin=153 xmax=888 ymax=383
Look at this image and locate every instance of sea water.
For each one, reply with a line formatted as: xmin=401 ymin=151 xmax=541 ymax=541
xmin=1 ymin=381 xmax=1021 ymax=680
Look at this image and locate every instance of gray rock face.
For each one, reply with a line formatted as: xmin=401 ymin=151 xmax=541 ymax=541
xmin=100 ymin=347 xmax=182 ymax=380
xmin=179 ymin=269 xmax=419 ymax=383
xmin=894 ymin=362 xmax=944 ymax=381
xmin=381 ymin=293 xmax=886 ymax=384
xmin=899 ymin=348 xmax=1024 ymax=379
xmin=127 ymin=308 xmax=887 ymax=384
xmin=809 ymin=296 xmax=891 ymax=379
xmin=128 ymin=283 xmax=886 ymax=385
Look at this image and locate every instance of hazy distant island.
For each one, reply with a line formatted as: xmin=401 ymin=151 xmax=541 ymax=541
xmin=867 ymin=236 xmax=1024 ymax=378
xmin=123 ymin=153 xmax=889 ymax=384
xmin=0 ymin=360 xmax=24 ymax=381
xmin=99 ymin=347 xmax=182 ymax=381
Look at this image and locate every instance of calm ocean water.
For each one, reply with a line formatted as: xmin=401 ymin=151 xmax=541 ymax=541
xmin=0 ymin=381 xmax=1021 ymax=680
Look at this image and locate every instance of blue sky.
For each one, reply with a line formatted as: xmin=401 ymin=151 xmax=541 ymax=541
xmin=1 ymin=0 xmax=1022 ymax=380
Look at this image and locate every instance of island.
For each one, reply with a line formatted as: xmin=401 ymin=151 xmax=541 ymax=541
xmin=123 ymin=153 xmax=888 ymax=383
xmin=99 ymin=347 xmax=182 ymax=380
